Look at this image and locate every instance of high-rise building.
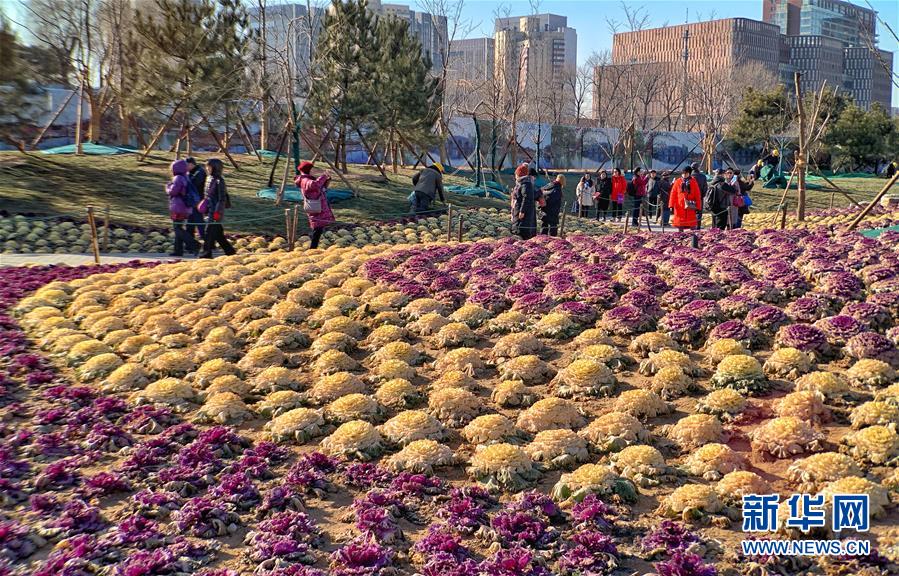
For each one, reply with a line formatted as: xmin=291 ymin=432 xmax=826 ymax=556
xmin=494 ymin=14 xmax=577 ymax=120
xmin=764 ymin=0 xmax=892 ymax=110
xmin=380 ymin=4 xmax=448 ymax=70
xmin=598 ymin=18 xmax=784 ymax=122
xmin=448 ymin=38 xmax=495 ymax=82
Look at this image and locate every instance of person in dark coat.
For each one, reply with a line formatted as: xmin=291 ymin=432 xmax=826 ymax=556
xmin=887 ymin=162 xmax=897 ymax=178
xmin=690 ymin=162 xmax=708 ymax=229
xmin=199 ymin=158 xmax=236 ymax=258
xmin=185 ymin=157 xmax=206 ymax=244
xmin=594 ymin=170 xmax=611 ymax=220
xmin=411 ymin=163 xmax=445 ymax=215
xmin=511 ymin=163 xmax=537 ymax=240
xmin=645 ymin=169 xmax=659 ymax=219
xmin=657 ymin=171 xmax=672 ymax=227
xmin=707 ymin=173 xmax=737 ymax=230
xmin=539 ymin=174 xmax=565 ymax=236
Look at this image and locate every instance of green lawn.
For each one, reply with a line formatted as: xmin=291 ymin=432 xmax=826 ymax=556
xmin=0 ymin=152 xmax=507 ymax=235
xmin=0 ymin=151 xmax=889 ymax=236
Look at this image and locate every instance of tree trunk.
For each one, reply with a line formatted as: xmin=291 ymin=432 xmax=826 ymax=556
xmin=437 ymin=119 xmax=448 ymax=166
xmin=87 ymin=89 xmax=102 ymax=143
xmin=118 ymin=104 xmax=130 ymax=146
xmin=340 ymin=127 xmax=348 ymax=173
xmin=74 ymin=79 xmax=85 ymax=155
xmin=794 ymin=72 xmax=807 ymax=222
xmin=260 ymin=98 xmax=268 ymax=151
xmin=186 ymin=115 xmax=193 ymax=156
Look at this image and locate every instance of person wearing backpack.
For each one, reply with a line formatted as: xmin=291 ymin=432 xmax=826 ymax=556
xmin=594 ymin=170 xmax=612 ymax=221
xmin=708 ymin=171 xmax=737 ymax=230
xmin=199 ymin=158 xmax=236 ymax=258
xmin=690 ymin=162 xmax=708 ymax=229
xmin=296 ymin=160 xmax=334 ymax=249
xmin=511 ymin=163 xmax=538 ymax=240
xmin=166 ymin=159 xmax=200 ymax=257
xmin=185 ymin=157 xmax=207 ymax=243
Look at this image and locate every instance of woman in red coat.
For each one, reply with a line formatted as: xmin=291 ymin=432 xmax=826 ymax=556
xmin=669 ymin=166 xmax=702 ymax=230
xmin=610 ymin=168 xmax=627 ymax=221
xmin=295 ymin=160 xmax=335 ymax=249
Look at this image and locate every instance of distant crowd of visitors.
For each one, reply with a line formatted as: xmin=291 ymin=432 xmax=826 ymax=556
xmin=511 ymin=161 xmax=757 ymax=240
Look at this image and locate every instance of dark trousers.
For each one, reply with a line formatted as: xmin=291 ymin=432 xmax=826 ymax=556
xmin=172 ymin=221 xmax=199 ymax=255
xmin=660 ymin=207 xmax=671 ymax=227
xmin=579 ymin=206 xmax=591 ymax=218
xmin=310 ymin=228 xmax=324 ymax=249
xmin=412 ymin=191 xmax=433 ymax=215
xmin=713 ymin=210 xmax=730 ymax=230
xmin=202 ymin=222 xmax=235 ymax=257
xmin=646 ymin=195 xmax=658 ymax=218
xmin=610 ymin=202 xmax=622 ymax=220
xmin=187 ymin=210 xmax=205 ymax=240
xmin=695 ymin=210 xmax=703 ymax=229
xmin=631 ymin=198 xmax=643 ymax=225
xmin=541 ymin=217 xmax=559 ymax=236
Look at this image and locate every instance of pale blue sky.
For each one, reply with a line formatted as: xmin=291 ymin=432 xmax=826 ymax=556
xmin=3 ymin=0 xmax=897 ymax=104
xmin=455 ymin=0 xmax=898 ymax=105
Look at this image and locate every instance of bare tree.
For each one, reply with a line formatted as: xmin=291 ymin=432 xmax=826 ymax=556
xmin=605 ymin=1 xmax=650 ymax=35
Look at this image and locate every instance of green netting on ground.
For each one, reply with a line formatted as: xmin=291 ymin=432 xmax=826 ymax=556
xmin=860 ymin=225 xmax=899 ymax=238
xmin=256 ymin=186 xmax=354 ymax=203
xmin=807 ymin=173 xmax=877 ymax=180
xmin=40 ymin=143 xmax=137 ymax=155
xmin=445 ymin=184 xmax=508 ymax=200
xmin=255 ymin=149 xmax=281 ymax=158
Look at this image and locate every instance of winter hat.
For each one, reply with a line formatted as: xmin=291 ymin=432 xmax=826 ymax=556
xmin=431 ymin=162 xmax=444 ymax=173
xmin=298 ymin=161 xmax=314 ymax=174
xmin=171 ymin=159 xmax=188 ymax=176
xmin=515 ymin=163 xmax=530 ymax=178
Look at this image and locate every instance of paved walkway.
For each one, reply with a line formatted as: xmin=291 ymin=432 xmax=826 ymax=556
xmin=0 ymin=253 xmax=187 ymax=267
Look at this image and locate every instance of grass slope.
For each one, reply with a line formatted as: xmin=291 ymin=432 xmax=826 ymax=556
xmin=0 ymin=152 xmax=506 ymax=235
xmin=0 ymin=151 xmax=889 ymax=236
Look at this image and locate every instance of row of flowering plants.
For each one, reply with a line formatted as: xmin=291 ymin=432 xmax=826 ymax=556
xmin=3 ymin=220 xmax=899 ymax=575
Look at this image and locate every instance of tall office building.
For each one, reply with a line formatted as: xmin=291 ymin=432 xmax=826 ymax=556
xmin=448 ymin=38 xmax=495 ymax=82
xmin=763 ymin=0 xmax=892 ymax=109
xmin=598 ymin=18 xmax=784 ymax=121
xmin=380 ymin=4 xmax=448 ymax=70
xmin=494 ymin=14 xmax=577 ymax=119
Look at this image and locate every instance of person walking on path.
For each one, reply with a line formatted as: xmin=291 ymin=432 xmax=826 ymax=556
xmin=411 ymin=163 xmax=445 ymax=215
xmin=645 ymin=170 xmax=659 ymax=219
xmin=576 ymin=173 xmax=595 ymax=217
xmin=657 ymin=171 xmax=672 ymax=227
xmin=594 ymin=170 xmax=612 ymax=221
xmin=611 ymin=168 xmax=626 ymax=221
xmin=690 ymin=162 xmax=708 ymax=229
xmin=629 ymin=167 xmax=648 ymax=226
xmin=185 ymin=157 xmax=206 ymax=244
xmin=166 ymin=159 xmax=200 ymax=257
xmin=511 ymin=163 xmax=538 ymax=240
xmin=539 ymin=174 xmax=565 ymax=236
xmin=198 ymin=159 xmax=236 ymax=258
xmin=669 ymin=166 xmax=702 ymax=231
xmin=296 ymin=160 xmax=335 ymax=249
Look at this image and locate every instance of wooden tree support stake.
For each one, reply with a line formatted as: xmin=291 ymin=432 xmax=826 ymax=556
xmin=780 ymin=203 xmax=788 ymax=230
xmin=771 ymin=168 xmax=797 ymax=228
xmin=848 ymin=172 xmax=899 ymax=231
xmin=31 ymin=90 xmax=76 ymax=149
xmin=284 ymin=209 xmax=291 ymax=246
xmin=86 ymin=206 xmax=100 ymax=265
xmin=560 ymin=202 xmax=568 ymax=238
xmin=139 ymin=101 xmax=183 ymax=161
xmin=446 ymin=204 xmax=453 ymax=242
xmin=199 ymin=114 xmax=240 ymax=170
xmin=291 ymin=206 xmax=300 ymax=251
xmin=102 ymin=205 xmax=110 ymax=252
xmin=457 ymin=214 xmax=464 ymax=242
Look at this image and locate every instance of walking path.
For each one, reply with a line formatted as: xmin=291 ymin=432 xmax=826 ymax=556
xmin=0 ymin=253 xmax=186 ymax=267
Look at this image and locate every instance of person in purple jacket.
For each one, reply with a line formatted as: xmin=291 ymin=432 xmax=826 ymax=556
xmin=295 ymin=160 xmax=335 ymax=249
xmin=166 ymin=159 xmax=199 ymax=257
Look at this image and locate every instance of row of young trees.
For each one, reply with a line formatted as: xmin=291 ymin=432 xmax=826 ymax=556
xmin=729 ymin=84 xmax=899 ymax=172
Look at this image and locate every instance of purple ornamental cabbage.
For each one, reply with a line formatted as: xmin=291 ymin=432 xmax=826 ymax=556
xmin=468 ymin=290 xmax=511 ymax=313
xmin=784 ymin=297 xmax=829 ymax=323
xmin=512 ymin=293 xmax=555 ymax=315
xmin=207 ymin=472 xmax=260 ymax=509
xmin=641 ymin=520 xmax=700 ymax=554
xmin=814 ymin=315 xmax=866 ymax=346
xmin=599 ymin=305 xmax=655 ymax=336
xmin=840 ymin=302 xmax=892 ymax=331
xmin=340 ymin=462 xmax=395 ymax=489
xmin=173 ymin=496 xmax=240 ymax=539
xmin=479 ymin=546 xmax=550 ymax=576
xmin=818 ymin=272 xmax=865 ymax=301
xmin=717 ymin=295 xmax=761 ymax=319
xmin=46 ymin=500 xmax=107 ymax=537
xmin=556 ymin=530 xmax=619 ymax=576
xmin=570 ymin=494 xmax=615 ymax=531
xmin=680 ymin=300 xmax=723 ymax=324
xmin=82 ymin=471 xmax=132 ymax=498
xmin=745 ymin=305 xmax=790 ymax=334
xmin=490 ymin=510 xmax=559 ymax=549
xmin=868 ymin=292 xmax=899 ymax=316
xmin=654 ymin=551 xmax=717 ymax=576
xmin=435 ymin=493 xmax=490 ymax=535
xmin=619 ymin=291 xmax=662 ymax=318
xmin=412 ymin=525 xmax=471 ymax=560
xmin=774 ymin=324 xmax=831 ymax=358
xmin=658 ymin=311 xmax=704 ymax=344
xmin=844 ymin=332 xmax=899 ymax=366
xmin=354 ymin=506 xmax=402 ymax=543
xmin=330 ymin=537 xmax=394 ymax=576
xmin=543 ymin=279 xmax=579 ymax=302
xmin=553 ymin=301 xmax=598 ymax=324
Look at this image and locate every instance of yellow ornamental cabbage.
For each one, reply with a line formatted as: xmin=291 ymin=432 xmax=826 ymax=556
xmin=578 ymin=411 xmax=650 ymax=453
xmin=467 ymin=443 xmax=540 ymax=492
xmin=319 ymin=420 xmax=384 ymax=461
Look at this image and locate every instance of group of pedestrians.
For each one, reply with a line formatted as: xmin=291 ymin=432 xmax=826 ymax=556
xmin=166 ymin=157 xmax=235 ymax=258
xmin=167 ymin=158 xmax=337 ymax=256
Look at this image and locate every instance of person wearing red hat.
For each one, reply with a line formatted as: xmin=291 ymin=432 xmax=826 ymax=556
xmin=295 ymin=161 xmax=334 ymax=249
